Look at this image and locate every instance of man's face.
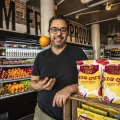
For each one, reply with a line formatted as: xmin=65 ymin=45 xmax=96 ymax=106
xmin=49 ymin=19 xmax=68 ymax=49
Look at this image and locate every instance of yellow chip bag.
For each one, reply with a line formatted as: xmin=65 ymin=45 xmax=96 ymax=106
xmin=102 ymin=60 xmax=120 ymax=104
xmin=77 ymin=108 xmax=117 ymax=120
xmin=76 ymin=60 xmax=102 ymax=98
xmin=82 ymin=104 xmax=107 ymax=116
xmin=85 ymin=101 xmax=120 ymax=118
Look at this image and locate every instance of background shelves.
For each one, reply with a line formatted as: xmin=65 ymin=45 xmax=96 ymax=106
xmin=0 ymin=77 xmax=31 ymax=83
xmin=0 ymin=47 xmax=41 ymax=51
xmin=0 ymin=64 xmax=33 ymax=68
xmin=0 ymin=90 xmax=34 ymax=100
xmin=0 ymin=56 xmax=36 ymax=59
xmin=0 ymin=30 xmax=39 ymax=120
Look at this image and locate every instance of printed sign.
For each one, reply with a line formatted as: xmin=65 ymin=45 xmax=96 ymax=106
xmin=68 ymin=20 xmax=91 ymax=46
xmin=0 ymin=0 xmax=41 ymax=35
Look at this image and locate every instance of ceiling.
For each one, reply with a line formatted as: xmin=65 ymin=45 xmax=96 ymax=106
xmin=28 ymin=0 xmax=120 ymax=35
xmin=55 ymin=0 xmax=120 ymax=34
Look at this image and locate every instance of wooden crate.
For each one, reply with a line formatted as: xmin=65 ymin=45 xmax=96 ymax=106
xmin=64 ymin=94 xmax=120 ymax=120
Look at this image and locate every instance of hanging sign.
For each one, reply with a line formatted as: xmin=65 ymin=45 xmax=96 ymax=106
xmin=67 ymin=20 xmax=91 ymax=46
xmin=0 ymin=0 xmax=41 ymax=35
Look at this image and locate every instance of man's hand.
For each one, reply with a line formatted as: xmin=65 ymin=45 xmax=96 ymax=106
xmin=38 ymin=77 xmax=56 ymax=90
xmin=52 ymin=86 xmax=72 ymax=107
xmin=52 ymin=84 xmax=78 ymax=107
xmin=30 ymin=76 xmax=56 ymax=91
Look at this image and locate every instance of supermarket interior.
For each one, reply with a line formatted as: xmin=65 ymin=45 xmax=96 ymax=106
xmin=0 ymin=0 xmax=120 ymax=120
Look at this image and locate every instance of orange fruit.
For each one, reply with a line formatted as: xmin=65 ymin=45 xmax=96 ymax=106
xmin=39 ymin=36 xmax=50 ymax=47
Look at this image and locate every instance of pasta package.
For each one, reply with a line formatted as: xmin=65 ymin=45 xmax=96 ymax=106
xmin=76 ymin=60 xmax=103 ymax=98
xmin=77 ymin=108 xmax=117 ymax=120
xmin=102 ymin=60 xmax=120 ymax=104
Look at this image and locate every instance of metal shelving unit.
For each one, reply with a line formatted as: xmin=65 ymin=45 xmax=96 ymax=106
xmin=0 ymin=30 xmax=39 ymax=120
xmin=0 ymin=90 xmax=34 ymax=100
xmin=0 ymin=56 xmax=36 ymax=59
xmin=0 ymin=64 xmax=33 ymax=68
xmin=0 ymin=47 xmax=40 ymax=50
xmin=0 ymin=77 xmax=31 ymax=84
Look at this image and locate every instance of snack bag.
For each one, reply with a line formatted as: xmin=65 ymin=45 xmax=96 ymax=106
xmin=76 ymin=60 xmax=102 ymax=98
xmin=102 ymin=60 xmax=120 ymax=104
xmin=85 ymin=101 xmax=120 ymax=118
xmin=81 ymin=104 xmax=107 ymax=116
xmin=77 ymin=108 xmax=117 ymax=120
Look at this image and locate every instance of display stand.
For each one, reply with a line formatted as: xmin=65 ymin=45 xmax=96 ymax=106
xmin=64 ymin=94 xmax=120 ymax=120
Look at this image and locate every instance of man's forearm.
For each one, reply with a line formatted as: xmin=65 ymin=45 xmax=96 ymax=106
xmin=67 ymin=84 xmax=78 ymax=94
xmin=30 ymin=80 xmax=42 ymax=91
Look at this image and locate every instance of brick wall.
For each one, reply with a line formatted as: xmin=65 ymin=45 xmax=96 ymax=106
xmin=5 ymin=0 xmax=40 ymax=28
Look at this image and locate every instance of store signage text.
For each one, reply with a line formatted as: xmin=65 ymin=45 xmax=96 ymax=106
xmin=0 ymin=0 xmax=40 ymax=35
xmin=68 ymin=21 xmax=91 ymax=46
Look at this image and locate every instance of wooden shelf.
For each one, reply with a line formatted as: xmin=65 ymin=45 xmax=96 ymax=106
xmin=64 ymin=94 xmax=120 ymax=120
xmin=70 ymin=95 xmax=120 ymax=111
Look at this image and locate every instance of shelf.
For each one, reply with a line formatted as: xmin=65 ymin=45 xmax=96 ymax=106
xmin=0 ymin=77 xmax=31 ymax=83
xmin=70 ymin=95 xmax=120 ymax=111
xmin=0 ymin=56 xmax=36 ymax=59
xmin=0 ymin=40 xmax=40 ymax=46
xmin=0 ymin=47 xmax=41 ymax=51
xmin=0 ymin=64 xmax=33 ymax=67
xmin=0 ymin=90 xmax=35 ymax=100
xmin=64 ymin=94 xmax=120 ymax=120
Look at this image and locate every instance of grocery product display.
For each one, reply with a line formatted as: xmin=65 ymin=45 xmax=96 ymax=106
xmin=76 ymin=60 xmax=120 ymax=104
xmin=102 ymin=60 xmax=120 ymax=104
xmin=67 ymin=59 xmax=120 ymax=120
xmin=0 ymin=33 xmax=42 ymax=99
xmin=77 ymin=107 xmax=117 ymax=120
xmin=100 ymin=46 xmax=120 ymax=60
xmin=0 ymin=80 xmax=31 ymax=96
xmin=76 ymin=60 xmax=102 ymax=98
xmin=0 ymin=31 xmax=40 ymax=120
xmin=83 ymin=49 xmax=94 ymax=60
xmin=64 ymin=94 xmax=120 ymax=120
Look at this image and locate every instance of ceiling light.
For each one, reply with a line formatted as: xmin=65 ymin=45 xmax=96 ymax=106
xmin=105 ymin=2 xmax=112 ymax=11
xmin=117 ymin=14 xmax=120 ymax=21
xmin=54 ymin=4 xmax=57 ymax=10
xmin=80 ymin=0 xmax=93 ymax=4
xmin=75 ymin=14 xmax=79 ymax=19
xmin=57 ymin=0 xmax=65 ymax=6
xmin=18 ymin=0 xmax=29 ymax=2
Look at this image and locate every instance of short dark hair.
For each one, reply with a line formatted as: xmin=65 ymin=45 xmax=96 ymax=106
xmin=48 ymin=15 xmax=69 ymax=30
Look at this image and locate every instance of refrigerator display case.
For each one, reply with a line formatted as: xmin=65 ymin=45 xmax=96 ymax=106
xmin=82 ymin=48 xmax=94 ymax=60
xmin=0 ymin=30 xmax=41 ymax=120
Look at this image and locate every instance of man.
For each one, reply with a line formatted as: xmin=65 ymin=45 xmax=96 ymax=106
xmin=30 ymin=15 xmax=87 ymax=120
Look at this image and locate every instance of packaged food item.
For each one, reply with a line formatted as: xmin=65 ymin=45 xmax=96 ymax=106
xmin=76 ymin=60 xmax=102 ymax=98
xmin=82 ymin=104 xmax=107 ymax=116
xmin=77 ymin=108 xmax=117 ymax=120
xmin=85 ymin=101 xmax=120 ymax=118
xmin=108 ymin=108 xmax=120 ymax=118
xmin=102 ymin=60 xmax=120 ymax=104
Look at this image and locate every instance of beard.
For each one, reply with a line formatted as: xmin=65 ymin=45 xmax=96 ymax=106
xmin=51 ymin=36 xmax=67 ymax=49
